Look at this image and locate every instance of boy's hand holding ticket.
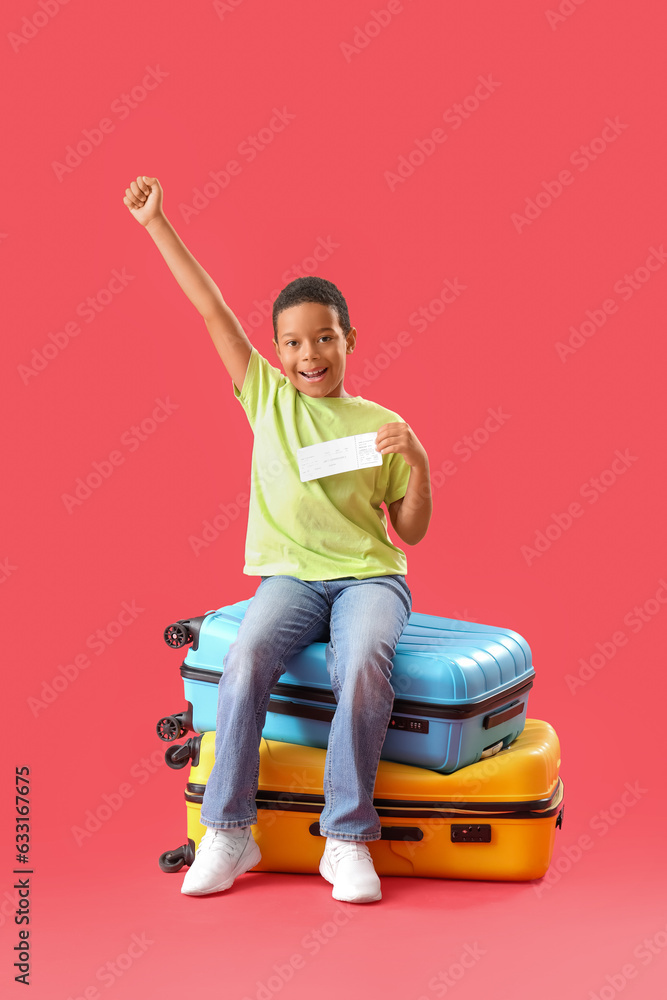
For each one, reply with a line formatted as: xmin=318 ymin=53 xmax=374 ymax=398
xmin=375 ymin=422 xmax=428 ymax=469
xmin=297 ymin=423 xmax=428 ymax=483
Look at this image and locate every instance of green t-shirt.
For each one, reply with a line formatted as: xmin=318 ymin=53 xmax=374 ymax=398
xmin=233 ymin=347 xmax=411 ymax=580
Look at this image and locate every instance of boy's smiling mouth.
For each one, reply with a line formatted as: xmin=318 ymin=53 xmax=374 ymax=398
xmin=299 ymin=367 xmax=328 ymax=382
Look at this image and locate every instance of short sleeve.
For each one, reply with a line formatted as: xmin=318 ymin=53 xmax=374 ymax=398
xmin=384 ymin=450 xmax=411 ymax=506
xmin=233 ymin=347 xmax=286 ymax=430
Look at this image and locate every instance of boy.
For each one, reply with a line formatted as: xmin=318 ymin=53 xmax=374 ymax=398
xmin=124 ymin=175 xmax=432 ymax=903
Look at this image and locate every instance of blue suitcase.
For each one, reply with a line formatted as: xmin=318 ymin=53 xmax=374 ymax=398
xmin=157 ymin=599 xmax=535 ymax=774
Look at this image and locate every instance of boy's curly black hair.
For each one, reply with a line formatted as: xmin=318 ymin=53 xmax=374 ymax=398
xmin=272 ymin=276 xmax=351 ymax=343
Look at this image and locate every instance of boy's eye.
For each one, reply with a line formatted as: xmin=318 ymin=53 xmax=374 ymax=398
xmin=285 ymin=336 xmax=331 ymax=347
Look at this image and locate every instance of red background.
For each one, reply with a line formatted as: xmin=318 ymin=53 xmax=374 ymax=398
xmin=3 ymin=1 xmax=666 ymax=997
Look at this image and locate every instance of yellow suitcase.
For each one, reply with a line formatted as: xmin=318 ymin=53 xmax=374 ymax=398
xmin=159 ymin=718 xmax=563 ymax=881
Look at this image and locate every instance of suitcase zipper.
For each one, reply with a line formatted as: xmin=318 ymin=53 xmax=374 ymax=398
xmin=179 ymin=664 xmax=534 ymax=723
xmin=184 ymin=777 xmax=564 ymax=822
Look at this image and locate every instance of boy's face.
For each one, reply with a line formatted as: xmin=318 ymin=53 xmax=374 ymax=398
xmin=273 ymin=302 xmax=356 ymax=398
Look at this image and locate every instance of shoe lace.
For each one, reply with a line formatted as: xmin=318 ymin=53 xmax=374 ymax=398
xmin=329 ymin=841 xmax=372 ymax=864
xmin=200 ymin=829 xmax=245 ymax=860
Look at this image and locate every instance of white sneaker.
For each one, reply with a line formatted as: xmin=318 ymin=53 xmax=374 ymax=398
xmin=319 ymin=838 xmax=382 ymax=903
xmin=181 ymin=826 xmax=261 ymax=895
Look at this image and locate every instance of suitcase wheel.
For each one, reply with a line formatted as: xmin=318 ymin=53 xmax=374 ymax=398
xmin=158 ymin=841 xmax=196 ymax=873
xmin=164 ymin=741 xmax=193 ymax=769
xmin=163 ymin=621 xmax=192 ymax=648
xmin=156 ymin=714 xmax=189 ymax=742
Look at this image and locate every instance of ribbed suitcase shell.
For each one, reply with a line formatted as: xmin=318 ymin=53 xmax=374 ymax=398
xmin=178 ymin=599 xmax=535 ymax=773
xmin=166 ymin=719 xmax=563 ymax=881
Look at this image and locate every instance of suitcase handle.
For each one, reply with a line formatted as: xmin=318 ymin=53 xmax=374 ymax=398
xmin=482 ymin=701 xmax=523 ymax=730
xmin=267 ymin=698 xmax=430 ymax=735
xmin=308 ymin=822 xmax=423 ymax=842
xmin=268 ymin=698 xmax=334 ymax=723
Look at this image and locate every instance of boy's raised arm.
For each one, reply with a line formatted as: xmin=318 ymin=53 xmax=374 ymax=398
xmin=123 ymin=175 xmax=252 ymax=391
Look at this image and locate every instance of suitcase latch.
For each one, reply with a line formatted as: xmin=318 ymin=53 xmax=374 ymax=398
xmin=451 ymin=824 xmax=492 ymax=843
xmin=388 ymin=715 xmax=429 ymax=734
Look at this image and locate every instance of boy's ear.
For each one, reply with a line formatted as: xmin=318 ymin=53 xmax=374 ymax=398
xmin=346 ymin=327 xmax=357 ymax=353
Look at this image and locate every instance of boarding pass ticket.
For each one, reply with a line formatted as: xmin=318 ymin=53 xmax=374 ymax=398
xmin=297 ymin=432 xmax=383 ymax=482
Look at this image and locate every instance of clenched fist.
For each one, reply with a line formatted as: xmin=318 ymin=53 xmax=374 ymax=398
xmin=123 ymin=175 xmax=164 ymax=227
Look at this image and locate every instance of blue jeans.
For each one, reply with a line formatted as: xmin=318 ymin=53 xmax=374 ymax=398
xmin=200 ymin=574 xmax=412 ymax=842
